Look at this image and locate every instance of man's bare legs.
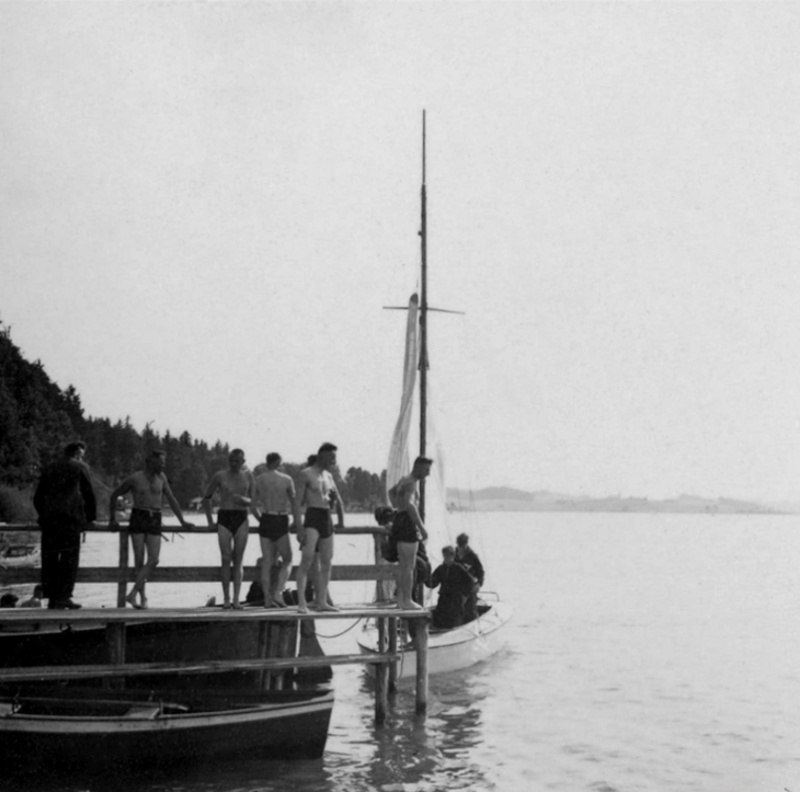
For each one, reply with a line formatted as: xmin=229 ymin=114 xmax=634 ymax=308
xmin=219 ymin=522 xmax=249 ymax=609
xmin=127 ymin=533 xmax=161 ymax=609
xmin=397 ymin=541 xmax=422 ymax=609
xmin=295 ymin=529 xmax=319 ymax=614
xmin=260 ymin=534 xmax=292 ymax=607
xmin=313 ymin=535 xmax=337 ymax=612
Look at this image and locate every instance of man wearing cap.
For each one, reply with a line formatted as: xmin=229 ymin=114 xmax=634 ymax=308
xmin=455 ymin=532 xmax=484 ymax=622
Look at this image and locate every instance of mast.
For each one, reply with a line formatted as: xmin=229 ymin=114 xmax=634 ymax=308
xmin=419 ymin=110 xmax=428 ymax=521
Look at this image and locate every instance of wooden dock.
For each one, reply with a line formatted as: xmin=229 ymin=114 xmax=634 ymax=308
xmin=0 ymin=523 xmax=431 ymax=722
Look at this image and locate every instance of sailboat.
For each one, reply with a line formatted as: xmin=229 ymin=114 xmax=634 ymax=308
xmin=357 ymin=113 xmax=512 ymax=679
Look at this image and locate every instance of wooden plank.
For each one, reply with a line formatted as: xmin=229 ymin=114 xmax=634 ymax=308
xmin=0 ymin=604 xmax=428 ymax=625
xmin=0 ymin=653 xmax=402 ymax=683
xmin=1 ymin=564 xmax=399 ymax=585
xmin=0 ymin=523 xmax=384 ymax=535
xmin=415 ymin=620 xmax=429 ymax=715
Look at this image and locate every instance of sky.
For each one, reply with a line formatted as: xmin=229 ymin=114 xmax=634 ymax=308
xmin=3 ymin=2 xmax=800 ymax=503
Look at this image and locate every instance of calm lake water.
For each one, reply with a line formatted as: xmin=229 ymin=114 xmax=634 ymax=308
xmin=5 ymin=511 xmax=800 ymax=792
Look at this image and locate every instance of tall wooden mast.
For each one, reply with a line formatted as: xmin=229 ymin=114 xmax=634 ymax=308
xmin=419 ymin=110 xmax=428 ymax=521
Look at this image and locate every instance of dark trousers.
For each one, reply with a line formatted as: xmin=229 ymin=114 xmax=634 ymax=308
xmin=40 ymin=519 xmax=82 ymax=605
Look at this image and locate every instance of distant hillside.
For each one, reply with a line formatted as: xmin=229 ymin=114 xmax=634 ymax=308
xmin=446 ymin=488 xmax=783 ymax=515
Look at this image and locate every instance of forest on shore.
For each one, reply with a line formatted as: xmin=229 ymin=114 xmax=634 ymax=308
xmin=0 ymin=320 xmax=386 ymax=523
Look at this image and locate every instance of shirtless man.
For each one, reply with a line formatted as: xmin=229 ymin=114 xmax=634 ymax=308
xmin=109 ymin=450 xmax=194 ymax=609
xmin=388 ymin=456 xmax=432 ymax=610
xmin=250 ymin=452 xmax=301 ymax=608
xmin=295 ymin=442 xmax=344 ymax=613
xmin=203 ymin=448 xmax=253 ymax=609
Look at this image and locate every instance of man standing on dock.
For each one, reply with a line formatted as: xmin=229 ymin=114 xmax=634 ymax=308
xmin=251 ymin=452 xmax=301 ymax=608
xmin=295 ymin=442 xmax=344 ymax=613
xmin=388 ymin=456 xmax=432 ymax=610
xmin=34 ymin=441 xmax=97 ymax=610
xmin=109 ymin=449 xmax=194 ymax=609
xmin=203 ymin=448 xmax=253 ymax=610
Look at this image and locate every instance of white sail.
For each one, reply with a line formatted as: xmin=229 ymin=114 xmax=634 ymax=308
xmin=385 ymin=294 xmax=420 ymax=501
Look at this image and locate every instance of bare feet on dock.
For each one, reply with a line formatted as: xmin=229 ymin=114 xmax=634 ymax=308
xmin=316 ymin=603 xmax=339 ymax=612
xmin=222 ymin=602 xmax=232 ymax=610
xmin=126 ymin=592 xmax=143 ymax=610
xmin=297 ymin=604 xmax=309 ymax=614
xmin=140 ymin=597 xmax=149 ymax=610
xmin=232 ymin=602 xmax=244 ymax=610
xmin=271 ymin=598 xmax=286 ymax=608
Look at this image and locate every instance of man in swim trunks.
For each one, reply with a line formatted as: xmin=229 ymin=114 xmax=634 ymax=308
xmin=251 ymin=452 xmax=301 ymax=608
xmin=295 ymin=442 xmax=344 ymax=613
xmin=109 ymin=449 xmax=194 ymax=609
xmin=388 ymin=456 xmax=432 ymax=610
xmin=203 ymin=448 xmax=253 ymax=609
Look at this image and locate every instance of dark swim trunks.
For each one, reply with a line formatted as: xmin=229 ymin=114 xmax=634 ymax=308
xmin=129 ymin=508 xmax=162 ymax=536
xmin=391 ymin=511 xmax=419 ymax=543
xmin=304 ymin=507 xmax=333 ymax=539
xmin=258 ymin=513 xmax=289 ymax=542
xmin=217 ymin=509 xmax=249 ymax=535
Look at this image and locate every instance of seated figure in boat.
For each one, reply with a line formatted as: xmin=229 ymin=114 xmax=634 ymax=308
xmin=455 ymin=533 xmax=483 ymax=622
xmin=426 ymin=545 xmax=476 ymax=630
xmin=387 ymin=456 xmax=432 ymax=610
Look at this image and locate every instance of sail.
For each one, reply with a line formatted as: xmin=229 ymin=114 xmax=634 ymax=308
xmin=385 ymin=294 xmax=420 ymax=501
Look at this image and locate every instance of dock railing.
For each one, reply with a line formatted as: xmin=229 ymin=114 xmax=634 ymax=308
xmin=0 ymin=522 xmax=430 ymax=721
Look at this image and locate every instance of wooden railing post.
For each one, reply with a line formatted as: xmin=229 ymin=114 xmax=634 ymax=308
xmin=388 ymin=615 xmax=398 ymax=692
xmin=375 ymin=616 xmax=389 ymax=725
xmin=105 ymin=622 xmax=126 ymax=690
xmin=415 ymin=615 xmax=429 ymax=715
xmin=116 ymin=529 xmax=129 ymax=608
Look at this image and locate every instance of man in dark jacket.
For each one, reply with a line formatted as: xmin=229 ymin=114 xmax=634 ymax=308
xmin=455 ymin=532 xmax=484 ymax=622
xmin=427 ymin=545 xmax=476 ymax=629
xmin=34 ymin=441 xmax=96 ymax=609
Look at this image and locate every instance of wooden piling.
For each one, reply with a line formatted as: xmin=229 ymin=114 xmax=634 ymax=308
xmin=415 ymin=615 xmax=429 ymax=715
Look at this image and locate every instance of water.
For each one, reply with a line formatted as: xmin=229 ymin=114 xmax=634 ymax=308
xmin=6 ymin=512 xmax=800 ymax=792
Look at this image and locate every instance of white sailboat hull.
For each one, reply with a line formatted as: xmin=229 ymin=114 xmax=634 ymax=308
xmin=357 ymin=596 xmax=512 ymax=680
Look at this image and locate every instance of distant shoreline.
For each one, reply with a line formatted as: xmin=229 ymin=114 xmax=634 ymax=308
xmin=446 ymin=489 xmax=796 ymax=515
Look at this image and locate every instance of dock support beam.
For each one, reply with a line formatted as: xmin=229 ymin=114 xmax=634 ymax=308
xmin=415 ymin=617 xmax=429 ymax=715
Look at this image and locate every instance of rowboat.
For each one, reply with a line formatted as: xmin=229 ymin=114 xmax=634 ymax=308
xmin=0 ymin=685 xmax=333 ymax=770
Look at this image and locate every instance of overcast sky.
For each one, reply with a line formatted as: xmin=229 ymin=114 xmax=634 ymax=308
xmin=3 ymin=2 xmax=800 ymax=502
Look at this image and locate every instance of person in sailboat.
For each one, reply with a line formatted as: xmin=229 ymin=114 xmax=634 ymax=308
xmin=388 ymin=456 xmax=432 ymax=610
xmin=203 ymin=448 xmax=253 ymax=610
xmin=455 ymin=532 xmax=483 ymax=622
xmin=295 ymin=442 xmax=344 ymax=613
xmin=427 ymin=544 xmax=476 ymax=629
xmin=109 ymin=449 xmax=194 ymax=609
xmin=250 ymin=452 xmax=301 ymax=608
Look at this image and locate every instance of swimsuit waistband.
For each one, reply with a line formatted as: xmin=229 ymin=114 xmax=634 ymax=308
xmin=265 ymin=511 xmax=287 ymax=516
xmin=132 ymin=507 xmax=161 ymax=515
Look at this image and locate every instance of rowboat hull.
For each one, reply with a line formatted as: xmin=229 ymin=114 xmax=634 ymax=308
xmin=358 ymin=596 xmax=512 ymax=679
xmin=0 ymin=687 xmax=334 ymax=769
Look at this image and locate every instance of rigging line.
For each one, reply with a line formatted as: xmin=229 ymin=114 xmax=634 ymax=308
xmin=314 ymin=617 xmax=366 ymax=639
xmin=383 ymin=306 xmax=465 ymax=315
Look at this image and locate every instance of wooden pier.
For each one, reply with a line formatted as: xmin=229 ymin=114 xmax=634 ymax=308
xmin=0 ymin=523 xmax=431 ymax=723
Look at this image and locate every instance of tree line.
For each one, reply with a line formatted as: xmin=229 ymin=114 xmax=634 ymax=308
xmin=0 ymin=319 xmax=386 ymax=521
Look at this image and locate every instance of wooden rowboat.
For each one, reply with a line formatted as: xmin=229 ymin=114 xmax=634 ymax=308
xmin=0 ymin=685 xmax=334 ymax=770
